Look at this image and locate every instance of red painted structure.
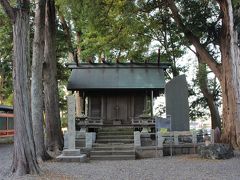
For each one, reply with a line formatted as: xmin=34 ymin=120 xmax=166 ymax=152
xmin=0 ymin=106 xmax=14 ymax=138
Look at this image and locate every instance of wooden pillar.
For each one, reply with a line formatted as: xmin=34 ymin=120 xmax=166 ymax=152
xmin=75 ymin=91 xmax=81 ymax=117
xmin=144 ymin=92 xmax=148 ymax=112
xmin=76 ymin=91 xmax=85 ymax=117
xmin=131 ymin=96 xmax=134 ymax=124
xmin=151 ymin=90 xmax=153 ymax=117
xmin=101 ymin=96 xmax=104 ymax=124
xmin=80 ymin=96 xmax=84 ymax=114
xmin=88 ymin=97 xmax=91 ymax=117
xmin=83 ymin=94 xmax=86 ymax=115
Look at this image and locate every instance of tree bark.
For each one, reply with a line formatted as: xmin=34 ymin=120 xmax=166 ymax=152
xmin=43 ymin=0 xmax=63 ymax=153
xmin=197 ymin=61 xmax=221 ymax=129
xmin=217 ymin=0 xmax=240 ymax=148
xmin=0 ymin=0 xmax=40 ymax=175
xmin=31 ymin=0 xmax=51 ymax=161
xmin=167 ymin=0 xmax=240 ymax=148
xmin=76 ymin=31 xmax=82 ymax=60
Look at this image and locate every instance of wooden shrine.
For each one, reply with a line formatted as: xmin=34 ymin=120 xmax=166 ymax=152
xmin=67 ymin=63 xmax=170 ymax=129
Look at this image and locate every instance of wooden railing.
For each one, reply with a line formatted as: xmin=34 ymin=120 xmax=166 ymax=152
xmin=76 ymin=116 xmax=156 ymax=126
xmin=87 ymin=117 xmax=103 ymax=125
xmin=76 ymin=116 xmax=103 ymax=125
xmin=131 ymin=117 xmax=155 ymax=125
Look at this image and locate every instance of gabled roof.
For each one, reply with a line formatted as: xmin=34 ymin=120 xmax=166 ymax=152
xmin=67 ymin=63 xmax=168 ymax=91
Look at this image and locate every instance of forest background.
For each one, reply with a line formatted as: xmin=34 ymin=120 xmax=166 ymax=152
xmin=0 ymin=0 xmax=240 ymax=175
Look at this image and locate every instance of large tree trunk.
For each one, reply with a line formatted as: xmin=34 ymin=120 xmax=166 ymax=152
xmin=43 ymin=0 xmax=63 ymax=153
xmin=218 ymin=0 xmax=240 ymax=148
xmin=167 ymin=0 xmax=240 ymax=148
xmin=31 ymin=0 xmax=51 ymax=161
xmin=0 ymin=0 xmax=40 ymax=175
xmin=197 ymin=61 xmax=221 ymax=129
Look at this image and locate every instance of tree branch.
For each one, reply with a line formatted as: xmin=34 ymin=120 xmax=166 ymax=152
xmin=58 ymin=13 xmax=74 ymax=53
xmin=0 ymin=0 xmax=15 ymax=23
xmin=165 ymin=0 xmax=222 ymax=80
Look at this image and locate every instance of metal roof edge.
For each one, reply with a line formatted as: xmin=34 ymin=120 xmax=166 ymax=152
xmin=66 ymin=62 xmax=171 ymax=70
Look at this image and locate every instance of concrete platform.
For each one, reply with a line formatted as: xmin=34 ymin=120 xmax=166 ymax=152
xmin=57 ymin=149 xmax=88 ymax=162
xmin=57 ymin=154 xmax=87 ymax=162
xmin=135 ymin=146 xmax=163 ymax=159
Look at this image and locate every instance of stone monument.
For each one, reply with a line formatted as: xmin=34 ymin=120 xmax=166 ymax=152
xmin=165 ymin=75 xmax=190 ymax=131
xmin=57 ymin=95 xmax=87 ymax=162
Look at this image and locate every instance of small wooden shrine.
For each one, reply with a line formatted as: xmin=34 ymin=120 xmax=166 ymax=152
xmin=67 ymin=63 xmax=170 ymax=130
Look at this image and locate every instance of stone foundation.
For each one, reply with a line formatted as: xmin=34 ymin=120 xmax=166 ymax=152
xmin=57 ymin=149 xmax=87 ymax=162
xmin=163 ymin=144 xmax=198 ymax=156
xmin=135 ymin=146 xmax=163 ymax=159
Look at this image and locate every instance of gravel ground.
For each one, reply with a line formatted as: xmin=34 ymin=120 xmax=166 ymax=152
xmin=1 ymin=144 xmax=240 ymax=180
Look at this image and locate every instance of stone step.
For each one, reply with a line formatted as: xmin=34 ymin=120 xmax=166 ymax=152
xmin=91 ymin=150 xmax=135 ymax=156
xmin=62 ymin=149 xmax=81 ymax=156
xmin=92 ymin=143 xmax=134 ymax=151
xmin=98 ymin=128 xmax=133 ymax=132
xmin=97 ymin=135 xmax=134 ymax=139
xmin=93 ymin=142 xmax=133 ymax=147
xmin=92 ymin=127 xmax=135 ymax=160
xmin=97 ymin=131 xmax=133 ymax=136
xmin=93 ymin=147 xmax=134 ymax=151
xmin=91 ymin=154 xmax=135 ymax=160
xmin=57 ymin=154 xmax=87 ymax=162
xmin=95 ymin=139 xmax=134 ymax=144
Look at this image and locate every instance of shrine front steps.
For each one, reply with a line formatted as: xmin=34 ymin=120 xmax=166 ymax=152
xmin=98 ymin=127 xmax=133 ymax=135
xmin=95 ymin=137 xmax=134 ymax=144
xmin=97 ymin=130 xmax=134 ymax=136
xmin=92 ymin=143 xmax=134 ymax=150
xmin=97 ymin=134 xmax=134 ymax=139
xmin=95 ymin=139 xmax=134 ymax=144
xmin=95 ymin=127 xmax=134 ymax=144
xmin=91 ymin=154 xmax=135 ymax=160
xmin=90 ymin=128 xmax=135 ymax=160
xmin=91 ymin=143 xmax=135 ymax=160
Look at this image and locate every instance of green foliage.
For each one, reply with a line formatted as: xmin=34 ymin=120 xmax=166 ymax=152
xmin=55 ymin=0 xmax=187 ymax=66
xmin=166 ymin=0 xmax=222 ymax=120
xmin=61 ymin=115 xmax=68 ymax=128
xmin=56 ymin=0 xmax=152 ymax=62
xmin=55 ymin=0 xmax=221 ymax=121
xmin=160 ymin=128 xmax=168 ymax=133
xmin=54 ymin=16 xmax=72 ymax=113
xmin=81 ymin=0 xmax=150 ymax=62
xmin=136 ymin=1 xmax=186 ymax=75
xmin=0 ymin=7 xmax=13 ymax=105
xmin=232 ymin=0 xmax=240 ymax=7
xmin=0 ymin=0 xmax=227 ymax=122
xmin=189 ymin=62 xmax=221 ymax=121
